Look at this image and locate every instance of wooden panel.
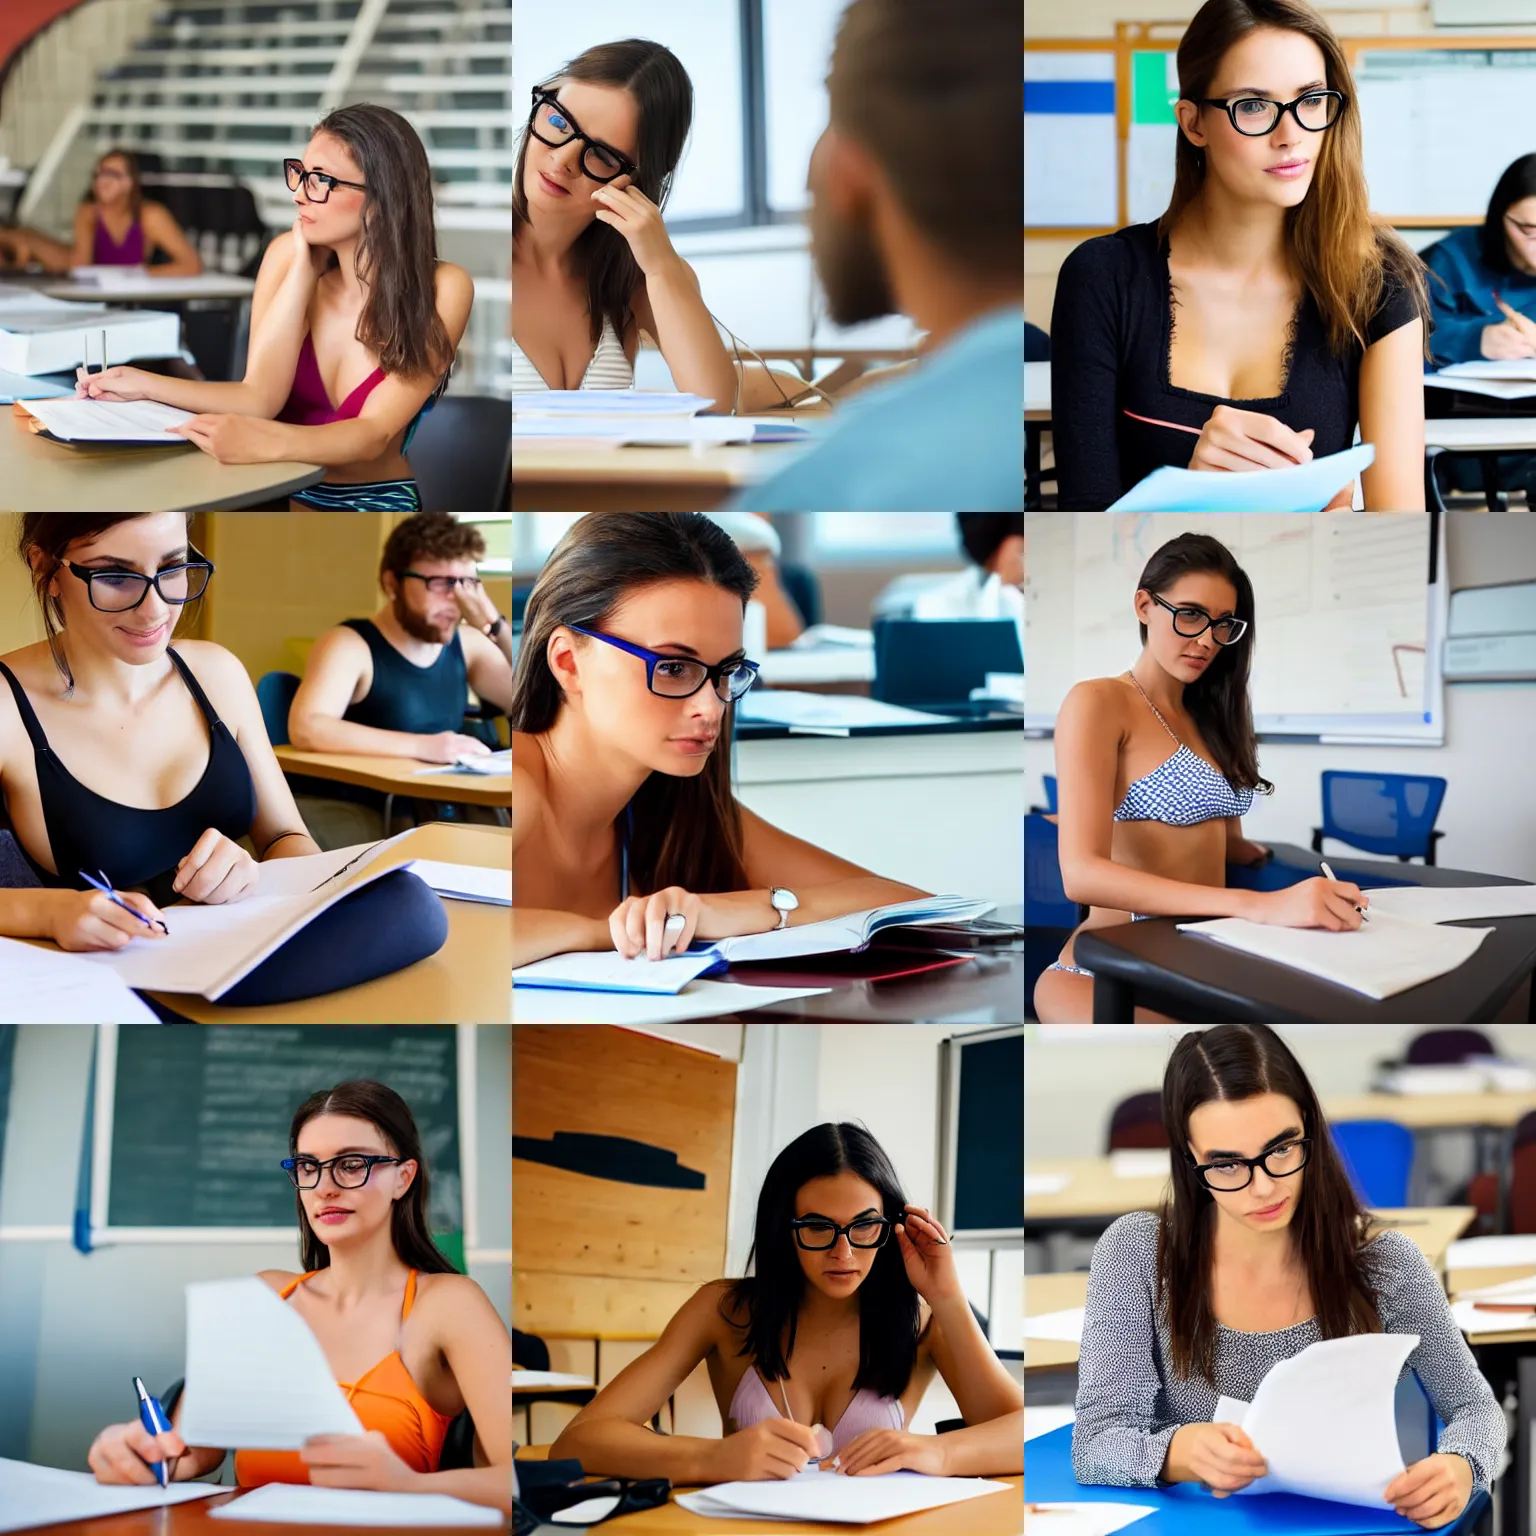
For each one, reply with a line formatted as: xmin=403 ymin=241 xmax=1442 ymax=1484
xmin=513 ymin=1269 xmax=701 ymax=1338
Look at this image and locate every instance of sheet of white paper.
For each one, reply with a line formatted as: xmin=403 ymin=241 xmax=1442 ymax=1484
xmin=1357 ymin=884 xmax=1536 ymax=924
xmin=233 ymin=834 xmax=413 ymax=900
xmin=0 ymin=936 xmax=158 ymax=1023
xmin=511 ymin=978 xmax=833 ymax=1024
xmin=407 ymin=860 xmax=510 ymax=905
xmin=677 ymin=1466 xmax=1013 ymax=1524
xmin=1025 ymin=1172 xmax=1070 ymax=1196
xmin=512 ymin=1370 xmax=595 ymax=1389
xmin=1466 ymin=1055 xmax=1536 ymax=1091
xmin=1107 ymin=444 xmax=1375 ymax=513
xmin=1109 ymin=1150 xmax=1170 ymax=1179
xmin=1213 ymin=1393 xmax=1250 ymax=1426
xmin=1448 ymin=1234 xmax=1536 ymax=1269
xmin=0 ymin=1458 xmax=222 ymax=1534
xmin=512 ymin=389 xmax=715 ymax=416
xmin=757 ymin=646 xmax=877 ymax=685
xmin=1023 ymin=1504 xmax=1157 ymax=1536
xmin=1376 ymin=1062 xmax=1493 ymax=1095
xmin=791 ymin=624 xmax=874 ymax=649
xmin=180 ymin=1278 xmax=365 ymax=1448
xmin=1451 ymin=1297 xmax=1536 ymax=1335
xmin=1437 ymin=358 xmax=1536 ymax=381
xmin=736 ymin=689 xmax=953 ymax=729
xmin=207 ymin=1485 xmax=503 ymax=1526
xmin=1230 ymin=1333 xmax=1417 ymax=1506
xmin=20 ymin=397 xmax=195 ymax=442
xmin=1024 ymin=1406 xmax=1078 ymax=1444
xmin=1175 ymin=909 xmax=1492 ymax=1000
xmin=512 ymin=415 xmax=755 ymax=445
xmin=513 ymin=948 xmax=721 ymax=996
xmin=1023 ymin=1306 xmax=1085 ymax=1343
xmin=411 ymin=747 xmax=512 ymax=775
xmin=1424 ymin=371 xmax=1536 ymax=401
xmin=1454 ymin=1274 xmax=1536 ymax=1302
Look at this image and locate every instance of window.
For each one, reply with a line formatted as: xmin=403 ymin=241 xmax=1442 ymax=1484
xmin=809 ymin=514 xmax=960 ymax=558
xmin=456 ymin=514 xmax=512 ymax=573
xmin=512 ymin=514 xmax=587 ymax=572
xmin=763 ymin=0 xmax=848 ymax=214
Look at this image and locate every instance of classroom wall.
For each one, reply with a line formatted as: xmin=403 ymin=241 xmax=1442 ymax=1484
xmin=1024 ymin=511 xmax=1536 ymax=886
xmin=0 ymin=1025 xmax=510 ymax=1473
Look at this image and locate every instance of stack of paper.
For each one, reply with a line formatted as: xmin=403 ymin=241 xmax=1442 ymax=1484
xmin=0 ymin=935 xmax=158 ymax=1023
xmin=415 ymin=747 xmax=511 ymax=776
xmin=735 ymin=689 xmax=954 ymax=730
xmin=404 ymin=860 xmax=509 ymax=906
xmin=207 ymin=1485 xmax=503 ymax=1526
xmin=1106 ymin=443 xmax=1374 ymax=513
xmin=514 ymin=948 xmax=724 ymax=995
xmin=1109 ymin=1149 xmax=1171 ymax=1179
xmin=0 ymin=307 xmax=180 ymax=374
xmin=677 ymin=1466 xmax=1014 ymax=1524
xmin=1447 ymin=1233 xmax=1536 ymax=1269
xmin=1430 ymin=359 xmax=1536 ymax=400
xmin=510 ymin=978 xmax=833 ymax=1024
xmin=0 ymin=1459 xmax=221 ymax=1535
xmin=1450 ymin=1273 xmax=1536 ymax=1336
xmin=513 ymin=389 xmax=716 ymax=416
xmin=1357 ymin=884 xmax=1536 ymax=924
xmin=20 ymin=397 xmax=196 ymax=444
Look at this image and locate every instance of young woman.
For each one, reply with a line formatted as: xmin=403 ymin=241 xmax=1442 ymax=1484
xmin=513 ymin=40 xmax=740 ymax=414
xmin=1073 ymin=1024 xmax=1500 ymax=1528
xmin=75 ymin=106 xmax=473 ymax=511
xmin=550 ymin=1123 xmax=1022 ymax=1482
xmin=1034 ymin=532 xmax=1369 ymax=1026
xmin=86 ymin=1080 xmax=511 ymax=1513
xmin=0 ymin=147 xmax=203 ymax=276
xmin=511 ymin=512 xmax=932 ymax=970
xmin=1050 ymin=0 xmax=1430 ymax=511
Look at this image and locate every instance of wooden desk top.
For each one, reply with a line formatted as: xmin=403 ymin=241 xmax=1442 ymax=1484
xmin=275 ymin=746 xmax=511 ymax=806
xmin=145 ymin=823 xmax=510 ymax=1023
xmin=1025 ymin=1156 xmax=1168 ymax=1221
xmin=0 ymin=407 xmax=323 ymax=511
xmin=1322 ymin=1090 xmax=1536 ymax=1129
xmin=1024 ymin=1272 xmax=1089 ymax=1373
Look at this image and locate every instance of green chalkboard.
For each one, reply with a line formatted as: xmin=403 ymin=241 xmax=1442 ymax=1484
xmin=105 ymin=1026 xmax=460 ymax=1232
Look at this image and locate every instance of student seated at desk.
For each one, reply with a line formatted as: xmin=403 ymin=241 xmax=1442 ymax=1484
xmin=1049 ymin=0 xmax=1430 ymax=510
xmin=909 ymin=515 xmax=1023 ymax=651
xmin=511 ymin=512 xmax=930 ymax=969
xmin=550 ymin=1122 xmax=1022 ymax=1481
xmin=289 ymin=513 xmax=513 ymax=767
xmin=76 ymin=106 xmax=472 ymax=512
xmin=0 ymin=146 xmax=203 ymax=278
xmin=1074 ymin=1024 xmax=1500 ymax=1528
xmin=86 ymin=1081 xmax=512 ymax=1513
xmin=1035 ymin=531 xmax=1367 ymax=1024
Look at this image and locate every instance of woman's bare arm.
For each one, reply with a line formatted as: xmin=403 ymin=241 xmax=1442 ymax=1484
xmin=513 ymin=909 xmax=611 ymax=969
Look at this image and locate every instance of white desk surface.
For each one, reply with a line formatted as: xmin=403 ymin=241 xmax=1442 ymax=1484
xmin=1424 ymin=417 xmax=1536 ymax=452
xmin=1026 ymin=359 xmax=1051 ymax=421
xmin=42 ymin=275 xmax=256 ymax=303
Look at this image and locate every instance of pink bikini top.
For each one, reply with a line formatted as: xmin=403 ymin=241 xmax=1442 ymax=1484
xmin=728 ymin=1366 xmax=905 ymax=1453
xmin=278 ymin=332 xmax=386 ymax=426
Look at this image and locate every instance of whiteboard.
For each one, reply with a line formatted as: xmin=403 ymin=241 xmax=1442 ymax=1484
xmin=1025 ymin=52 xmax=1116 ymax=228
xmin=1023 ymin=513 xmax=1448 ymax=743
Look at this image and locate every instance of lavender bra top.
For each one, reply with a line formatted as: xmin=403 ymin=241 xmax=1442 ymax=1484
xmin=728 ymin=1367 xmax=905 ymax=1453
xmin=278 ymin=333 xmax=386 ymax=426
xmin=93 ymin=215 xmax=144 ymax=265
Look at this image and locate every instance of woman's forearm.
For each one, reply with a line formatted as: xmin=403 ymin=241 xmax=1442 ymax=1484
xmin=1061 ymin=856 xmax=1256 ymax=920
xmin=550 ymin=1418 xmax=716 ymax=1484
xmin=512 ymin=908 xmax=612 ymax=968
xmin=410 ymin=1463 xmax=511 ymax=1512
xmin=645 ymin=258 xmax=737 ymax=414
xmin=141 ymin=374 xmax=272 ymax=416
xmin=938 ymin=1410 xmax=1023 ymax=1477
xmin=261 ymin=417 xmax=393 ymax=467
xmin=708 ymin=877 xmax=932 ymax=937
xmin=0 ymin=887 xmax=55 ymax=940
xmin=928 ymin=1294 xmax=1024 ymax=1426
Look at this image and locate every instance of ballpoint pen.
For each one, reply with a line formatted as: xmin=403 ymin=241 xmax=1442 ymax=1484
xmin=774 ymin=1379 xmax=836 ymax=1469
xmin=132 ymin=1375 xmax=177 ymax=1488
xmin=79 ymin=869 xmax=169 ymax=935
xmin=1319 ymin=861 xmax=1370 ymax=923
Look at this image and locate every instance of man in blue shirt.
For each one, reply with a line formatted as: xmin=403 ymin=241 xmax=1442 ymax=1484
xmin=730 ymin=0 xmax=1021 ymax=512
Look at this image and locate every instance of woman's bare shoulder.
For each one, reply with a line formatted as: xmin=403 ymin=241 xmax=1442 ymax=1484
xmin=511 ymin=732 xmax=546 ymax=850
xmin=255 ymin=1269 xmax=299 ymax=1294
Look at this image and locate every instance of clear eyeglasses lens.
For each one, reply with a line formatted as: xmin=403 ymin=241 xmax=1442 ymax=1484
xmin=90 ymin=566 xmax=208 ymax=613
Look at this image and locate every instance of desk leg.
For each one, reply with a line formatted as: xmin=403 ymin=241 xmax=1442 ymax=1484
xmin=383 ymin=791 xmax=395 ymax=835
xmin=1092 ymin=973 xmax=1135 ymax=1023
xmin=1528 ymin=967 xmax=1536 ymax=1023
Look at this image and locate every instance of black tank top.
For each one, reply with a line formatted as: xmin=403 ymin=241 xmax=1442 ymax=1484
xmin=0 ymin=649 xmax=257 ymax=909
xmin=339 ymin=618 xmax=468 ymax=736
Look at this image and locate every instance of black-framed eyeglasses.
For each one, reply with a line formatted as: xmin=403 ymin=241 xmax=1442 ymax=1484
xmin=1189 ymin=1137 xmax=1311 ymax=1192
xmin=567 ymin=623 xmax=760 ymax=703
xmin=1505 ymin=212 xmax=1536 ymax=240
xmin=402 ymin=571 xmax=483 ymax=596
xmin=282 ymin=1154 xmax=402 ymax=1189
xmin=66 ymin=547 xmax=215 ymax=614
xmin=1194 ymin=89 xmax=1345 ymax=136
xmin=284 ymin=158 xmax=367 ymax=202
xmin=528 ymin=89 xmax=638 ymax=184
xmin=1149 ymin=592 xmax=1248 ymax=645
xmin=791 ymin=1215 xmax=892 ymax=1251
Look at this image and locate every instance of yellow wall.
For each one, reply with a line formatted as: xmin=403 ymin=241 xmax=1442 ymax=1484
xmin=0 ymin=514 xmax=42 ymax=656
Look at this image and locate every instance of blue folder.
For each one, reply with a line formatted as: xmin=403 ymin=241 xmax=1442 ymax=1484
xmin=1025 ymin=1425 xmax=1424 ymax=1535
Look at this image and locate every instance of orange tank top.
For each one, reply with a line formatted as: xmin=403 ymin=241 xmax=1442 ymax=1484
xmin=233 ymin=1269 xmax=454 ymax=1488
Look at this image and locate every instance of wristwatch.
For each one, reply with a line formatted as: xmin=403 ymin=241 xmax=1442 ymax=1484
xmin=769 ymin=887 xmax=799 ymax=930
xmin=485 ymin=615 xmax=506 ymax=639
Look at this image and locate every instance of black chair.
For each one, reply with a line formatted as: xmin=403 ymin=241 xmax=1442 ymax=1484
xmin=1025 ymin=323 xmax=1053 ymax=510
xmin=408 ymin=395 xmax=511 ymax=512
xmin=778 ymin=561 xmax=822 ymax=628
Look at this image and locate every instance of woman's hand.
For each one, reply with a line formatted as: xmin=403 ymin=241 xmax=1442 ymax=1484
xmin=1162 ymin=1422 xmax=1267 ymax=1494
xmin=893 ymin=1206 xmax=963 ymax=1306
xmin=50 ymin=889 xmax=168 ymax=952
xmin=1384 ymin=1452 xmax=1472 ymax=1528
xmin=706 ymin=1421 xmax=821 ymax=1483
xmin=76 ymin=365 xmax=157 ymax=402
xmin=590 ymin=175 xmax=681 ymax=279
xmin=1188 ymin=405 xmax=1315 ymax=473
xmin=453 ymin=580 xmax=502 ymax=633
xmin=834 ymin=1429 xmax=949 ymax=1478
xmin=286 ymin=215 xmax=330 ymax=284
xmin=172 ymin=829 xmax=260 ymax=904
xmin=1254 ymin=875 xmax=1367 ymax=931
xmin=87 ymin=1419 xmax=189 ymax=1485
xmin=168 ymin=413 xmax=286 ymax=464
xmin=301 ymin=1430 xmax=418 ymax=1492
xmin=608 ymin=886 xmax=705 ymax=960
xmin=1480 ymin=320 xmax=1536 ymax=360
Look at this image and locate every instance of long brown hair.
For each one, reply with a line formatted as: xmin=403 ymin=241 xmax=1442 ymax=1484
xmin=312 ymin=104 xmax=454 ymax=379
xmin=1160 ymin=0 xmax=1430 ymax=360
xmin=84 ymin=147 xmax=143 ymax=219
xmin=512 ymin=40 xmax=693 ymax=348
xmin=510 ymin=513 xmax=759 ymax=896
xmin=1157 ymin=1025 xmax=1382 ymax=1383
xmin=289 ymin=1079 xmax=459 ymax=1276
xmin=1134 ymin=532 xmax=1273 ymax=797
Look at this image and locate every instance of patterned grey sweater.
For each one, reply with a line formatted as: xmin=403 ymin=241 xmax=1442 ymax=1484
xmin=1072 ymin=1211 xmax=1506 ymax=1490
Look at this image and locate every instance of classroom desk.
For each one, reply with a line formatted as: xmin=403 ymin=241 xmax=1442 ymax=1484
xmin=0 ymin=406 xmax=323 ymax=511
xmin=275 ymin=745 xmax=511 ymax=833
xmin=1024 ymin=1271 xmax=1089 ymax=1374
xmin=41 ymin=275 xmax=257 ymax=303
xmin=517 ymin=1447 xmax=1024 ymax=1534
xmin=1448 ymin=1263 xmax=1536 ymax=1347
xmin=1025 ymin=361 xmax=1050 ymax=510
xmin=511 ymin=418 xmax=819 ymax=511
xmin=1072 ymin=841 xmax=1536 ymax=1024
xmin=142 ymin=823 xmax=510 ymax=1024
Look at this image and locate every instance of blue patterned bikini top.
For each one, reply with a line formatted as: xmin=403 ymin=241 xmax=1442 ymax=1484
xmin=1113 ymin=675 xmax=1254 ymax=827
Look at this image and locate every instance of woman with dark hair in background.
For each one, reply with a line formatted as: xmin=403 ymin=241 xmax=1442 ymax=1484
xmin=510 ymin=512 xmax=931 ymax=969
xmin=1073 ymin=1025 xmax=1499 ymax=1527
xmin=86 ymin=1079 xmax=511 ymax=1510
xmin=512 ymin=39 xmax=739 ymax=413
xmin=550 ymin=1122 xmax=1022 ymax=1481
xmin=1036 ymin=532 xmax=1370 ymax=1024
xmin=75 ymin=106 xmax=473 ymax=511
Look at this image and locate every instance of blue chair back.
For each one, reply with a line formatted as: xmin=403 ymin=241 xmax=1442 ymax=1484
xmin=1332 ymin=1119 xmax=1415 ymax=1207
xmin=256 ymin=671 xmax=301 ymax=748
xmin=1044 ymin=774 xmax=1057 ymax=812
xmin=778 ymin=561 xmax=823 ymax=628
xmin=873 ymin=617 xmax=1022 ymax=705
xmin=1318 ymin=770 xmax=1447 ymax=860
xmin=1025 ymin=813 xmax=1078 ymax=929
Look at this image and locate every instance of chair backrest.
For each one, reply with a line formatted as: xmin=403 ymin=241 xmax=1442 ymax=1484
xmin=1319 ymin=771 xmax=1447 ymax=859
xmin=1332 ymin=1119 xmax=1415 ymax=1207
xmin=1024 ymin=321 xmax=1051 ymax=362
xmin=0 ymin=830 xmax=40 ymax=889
xmin=872 ymin=617 xmax=1022 ymax=705
xmin=778 ymin=562 xmax=822 ymax=628
xmin=1025 ymin=813 xmax=1079 ymax=929
xmin=513 ymin=1328 xmax=551 ymax=1372
xmin=1044 ymin=774 xmax=1058 ymax=813
xmin=256 ymin=671 xmax=301 ymax=748
xmin=1404 ymin=1028 xmax=1495 ymax=1065
xmin=1107 ymin=1092 xmax=1168 ymax=1151
xmin=407 ymin=395 xmax=511 ymax=512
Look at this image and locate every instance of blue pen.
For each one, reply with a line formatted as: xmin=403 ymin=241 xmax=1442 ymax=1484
xmin=133 ymin=1375 xmax=176 ymax=1488
xmin=79 ymin=870 xmax=169 ymax=936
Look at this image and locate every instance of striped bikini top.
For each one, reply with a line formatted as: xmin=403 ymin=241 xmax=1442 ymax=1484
xmin=511 ymin=314 xmax=635 ymax=392
xmin=1114 ymin=674 xmax=1255 ymax=827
